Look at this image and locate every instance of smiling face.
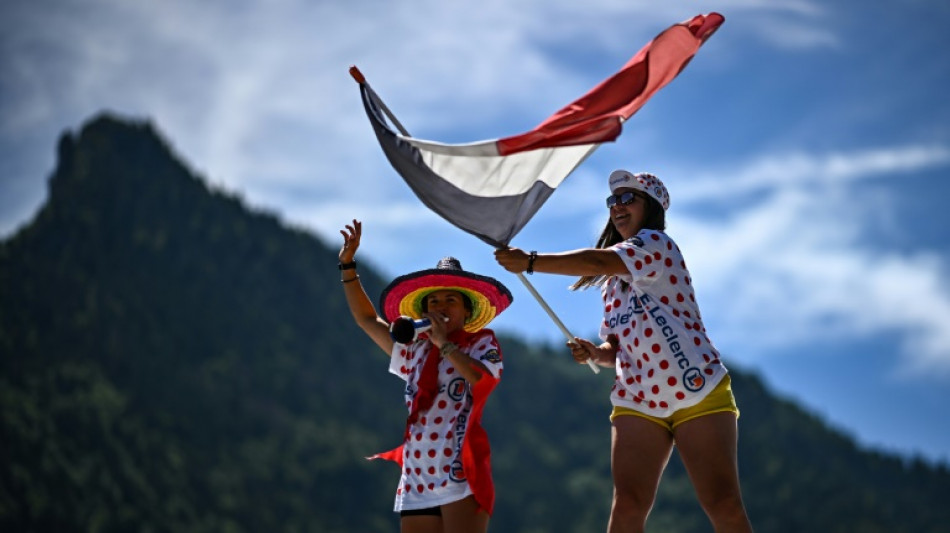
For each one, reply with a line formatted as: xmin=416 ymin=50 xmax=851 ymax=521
xmin=608 ymin=187 xmax=649 ymax=239
xmin=423 ymin=289 xmax=472 ymax=332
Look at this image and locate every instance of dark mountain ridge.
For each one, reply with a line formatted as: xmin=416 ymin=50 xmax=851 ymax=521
xmin=1 ymin=112 xmax=948 ymax=532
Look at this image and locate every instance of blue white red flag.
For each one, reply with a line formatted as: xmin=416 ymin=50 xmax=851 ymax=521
xmin=357 ymin=13 xmax=724 ymax=248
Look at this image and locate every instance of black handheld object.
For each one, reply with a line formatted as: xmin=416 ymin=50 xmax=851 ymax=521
xmin=389 ymin=316 xmax=432 ymax=343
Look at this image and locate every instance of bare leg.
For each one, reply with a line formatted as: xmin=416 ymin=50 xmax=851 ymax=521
xmin=400 ymin=514 xmax=442 ymax=533
xmin=608 ymin=416 xmax=674 ymax=533
xmin=441 ymin=495 xmax=489 ymax=533
xmin=674 ymin=412 xmax=753 ymax=533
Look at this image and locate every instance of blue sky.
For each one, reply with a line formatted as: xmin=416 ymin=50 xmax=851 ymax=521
xmin=3 ymin=0 xmax=949 ymax=463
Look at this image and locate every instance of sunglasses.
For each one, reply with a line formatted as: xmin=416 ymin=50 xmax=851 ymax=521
xmin=606 ymin=191 xmax=648 ymax=208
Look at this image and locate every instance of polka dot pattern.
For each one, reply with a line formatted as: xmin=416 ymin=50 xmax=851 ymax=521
xmin=601 ymin=230 xmax=726 ymax=417
xmin=389 ymin=332 xmax=502 ymax=511
xmin=607 ymin=170 xmax=671 ymax=210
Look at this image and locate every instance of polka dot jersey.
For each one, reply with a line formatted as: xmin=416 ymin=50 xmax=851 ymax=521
xmin=601 ymin=230 xmax=727 ymax=417
xmin=388 ymin=332 xmax=503 ymax=511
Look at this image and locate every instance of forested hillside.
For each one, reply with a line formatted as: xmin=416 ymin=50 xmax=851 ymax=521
xmin=1 ymin=113 xmax=948 ymax=532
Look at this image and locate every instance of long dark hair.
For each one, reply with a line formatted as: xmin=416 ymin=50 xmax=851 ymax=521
xmin=570 ymin=194 xmax=666 ymax=291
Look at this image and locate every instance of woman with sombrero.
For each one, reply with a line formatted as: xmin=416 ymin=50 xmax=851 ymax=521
xmin=338 ymin=219 xmax=512 ymax=533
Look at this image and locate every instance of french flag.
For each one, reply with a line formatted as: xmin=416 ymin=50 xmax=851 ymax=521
xmin=356 ymin=13 xmax=724 ymax=248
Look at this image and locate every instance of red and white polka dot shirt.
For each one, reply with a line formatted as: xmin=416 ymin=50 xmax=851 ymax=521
xmin=601 ymin=230 xmax=727 ymax=417
xmin=388 ymin=332 xmax=503 ymax=511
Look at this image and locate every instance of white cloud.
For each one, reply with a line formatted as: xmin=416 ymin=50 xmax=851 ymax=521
xmin=675 ymin=145 xmax=950 ymax=204
xmin=670 ymin=147 xmax=950 ymax=378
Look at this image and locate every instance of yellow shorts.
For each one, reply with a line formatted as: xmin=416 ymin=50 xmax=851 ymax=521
xmin=610 ymin=374 xmax=739 ymax=432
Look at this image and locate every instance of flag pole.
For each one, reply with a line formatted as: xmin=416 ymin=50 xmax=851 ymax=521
xmin=350 ymin=65 xmax=600 ymax=374
xmin=514 ymin=272 xmax=601 ymax=373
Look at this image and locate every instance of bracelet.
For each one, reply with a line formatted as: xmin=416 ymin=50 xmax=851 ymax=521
xmin=526 ymin=251 xmax=538 ymax=274
xmin=338 ymin=261 xmax=357 ymax=270
xmin=342 ymin=275 xmax=360 ymax=283
xmin=439 ymin=341 xmax=459 ymax=355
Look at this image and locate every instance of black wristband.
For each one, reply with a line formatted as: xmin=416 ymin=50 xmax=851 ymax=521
xmin=527 ymin=251 xmax=537 ymax=274
xmin=338 ymin=261 xmax=357 ymax=270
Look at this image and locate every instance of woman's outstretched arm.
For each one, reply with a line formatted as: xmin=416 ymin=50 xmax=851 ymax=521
xmin=339 ymin=219 xmax=394 ymax=355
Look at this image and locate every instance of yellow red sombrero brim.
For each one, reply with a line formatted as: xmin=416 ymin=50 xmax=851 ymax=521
xmin=380 ymin=269 xmax=512 ymax=333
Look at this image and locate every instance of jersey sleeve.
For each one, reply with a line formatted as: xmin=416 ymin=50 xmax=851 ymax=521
xmin=465 ymin=332 xmax=504 ymax=379
xmin=612 ymin=230 xmax=681 ymax=284
xmin=388 ymin=340 xmax=424 ymax=382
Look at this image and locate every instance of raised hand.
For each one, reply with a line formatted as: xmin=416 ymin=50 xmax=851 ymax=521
xmin=339 ymin=219 xmax=362 ymax=263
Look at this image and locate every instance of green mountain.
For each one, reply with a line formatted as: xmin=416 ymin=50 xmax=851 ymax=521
xmin=1 ymin=113 xmax=948 ymax=533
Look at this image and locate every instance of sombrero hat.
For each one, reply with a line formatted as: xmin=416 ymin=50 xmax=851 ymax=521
xmin=380 ymin=257 xmax=513 ymax=333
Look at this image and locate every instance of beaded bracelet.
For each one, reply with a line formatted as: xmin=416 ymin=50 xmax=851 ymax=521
xmin=440 ymin=341 xmax=459 ymax=355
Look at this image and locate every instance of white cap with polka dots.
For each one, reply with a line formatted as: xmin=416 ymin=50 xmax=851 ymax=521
xmin=608 ymin=170 xmax=670 ymax=211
